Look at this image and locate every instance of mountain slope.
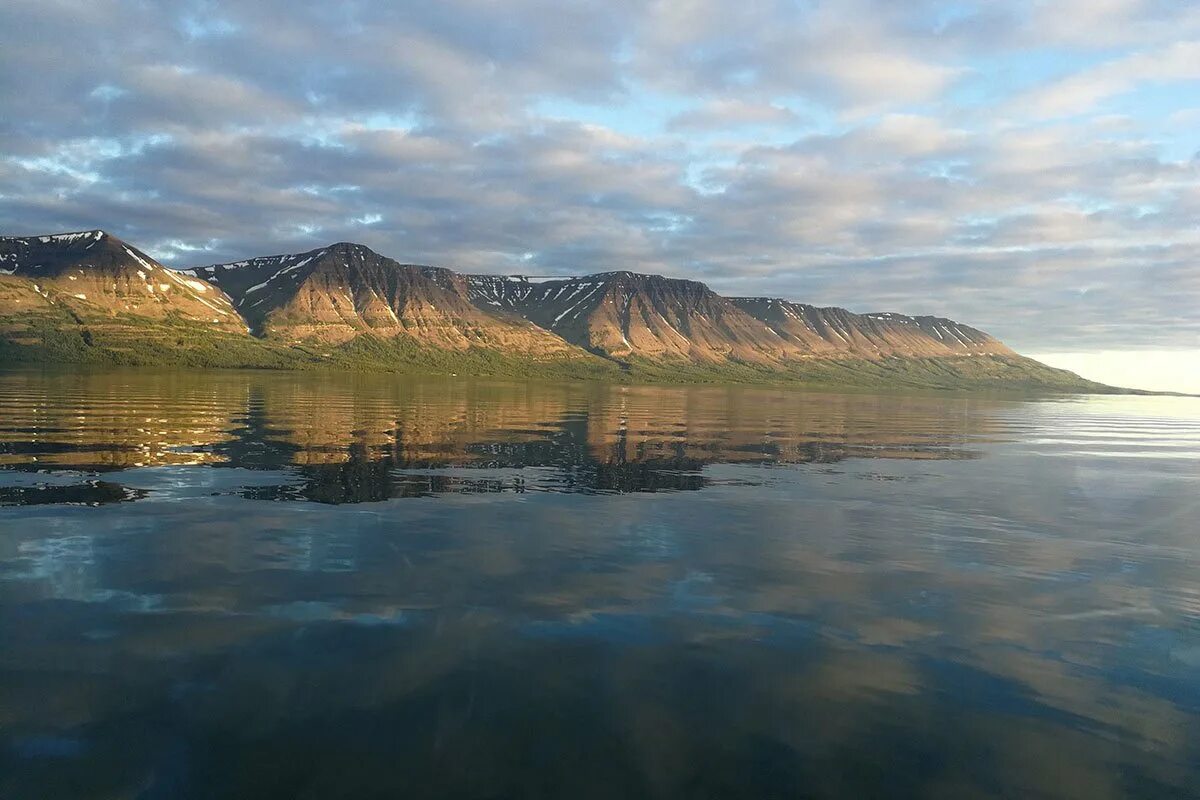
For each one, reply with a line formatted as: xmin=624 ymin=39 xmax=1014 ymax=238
xmin=186 ymin=243 xmax=582 ymax=357
xmin=0 ymin=229 xmax=1116 ymax=392
xmin=0 ymin=231 xmax=282 ymax=367
xmin=461 ymin=272 xmax=1107 ymax=391
xmin=466 ymin=272 xmax=795 ymax=363
xmin=0 ymin=230 xmax=243 ymax=331
xmin=465 ymin=273 xmax=1018 ymax=365
xmin=729 ymin=297 xmax=1015 ymax=359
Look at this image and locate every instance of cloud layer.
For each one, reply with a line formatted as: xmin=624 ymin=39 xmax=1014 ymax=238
xmin=2 ymin=0 xmax=1198 ymax=351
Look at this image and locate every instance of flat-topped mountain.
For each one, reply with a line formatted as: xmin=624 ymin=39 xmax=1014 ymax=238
xmin=466 ymin=272 xmax=793 ymax=363
xmin=0 ymin=230 xmax=1113 ymax=392
xmin=729 ymin=297 xmax=1014 ymax=360
xmin=465 ymin=274 xmax=1014 ymax=363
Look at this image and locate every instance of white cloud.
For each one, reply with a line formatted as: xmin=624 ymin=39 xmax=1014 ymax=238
xmin=668 ymin=100 xmax=800 ymax=131
xmin=1 ymin=0 xmax=1197 ymax=353
xmin=633 ymin=0 xmax=964 ymax=111
xmin=1025 ymin=0 xmax=1200 ymax=47
xmin=1017 ymin=41 xmax=1200 ymax=118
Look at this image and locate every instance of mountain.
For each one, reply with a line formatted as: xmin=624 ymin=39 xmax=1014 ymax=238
xmin=466 ymin=272 xmax=793 ymax=363
xmin=0 ymin=231 xmax=285 ymax=367
xmin=0 ymin=230 xmax=243 ymax=331
xmin=464 ymin=274 xmax=1015 ymax=363
xmin=184 ymin=242 xmax=579 ymax=357
xmin=0 ymin=230 xmax=1115 ymax=392
xmin=728 ymin=298 xmax=1014 ymax=359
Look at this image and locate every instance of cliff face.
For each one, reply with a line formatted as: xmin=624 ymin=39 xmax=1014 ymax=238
xmin=186 ymin=243 xmax=579 ymax=356
xmin=0 ymin=231 xmax=243 ymax=332
xmin=465 ymin=274 xmax=1013 ymax=364
xmin=466 ymin=272 xmax=795 ymax=363
xmin=0 ymin=230 xmax=1107 ymax=392
xmin=0 ymin=233 xmax=1023 ymax=366
xmin=729 ymin=298 xmax=1015 ymax=360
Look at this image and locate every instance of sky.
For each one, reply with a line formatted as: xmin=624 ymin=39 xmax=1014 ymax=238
xmin=1 ymin=1 xmax=1198 ymax=390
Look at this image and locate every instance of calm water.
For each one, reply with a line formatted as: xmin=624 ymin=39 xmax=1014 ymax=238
xmin=1 ymin=369 xmax=1198 ymax=799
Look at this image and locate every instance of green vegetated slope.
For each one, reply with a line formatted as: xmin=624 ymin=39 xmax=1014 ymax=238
xmin=0 ymin=304 xmax=303 ymax=369
xmin=0 ymin=231 xmax=1118 ymax=393
xmin=0 ymin=310 xmax=1108 ymax=392
xmin=0 ymin=308 xmax=622 ymax=381
xmin=623 ymin=353 xmax=1113 ymax=392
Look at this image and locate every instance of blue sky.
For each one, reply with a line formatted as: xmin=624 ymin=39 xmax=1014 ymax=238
xmin=1 ymin=0 xmax=1198 ymax=388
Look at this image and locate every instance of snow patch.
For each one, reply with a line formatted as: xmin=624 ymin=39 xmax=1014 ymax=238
xmin=244 ymin=254 xmax=317 ymax=295
xmin=124 ymin=247 xmax=159 ymax=273
xmin=37 ymin=231 xmax=100 ymax=244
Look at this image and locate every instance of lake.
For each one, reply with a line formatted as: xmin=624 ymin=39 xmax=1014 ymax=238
xmin=1 ymin=368 xmax=1198 ymax=799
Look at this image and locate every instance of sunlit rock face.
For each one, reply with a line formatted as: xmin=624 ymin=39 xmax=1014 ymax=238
xmin=466 ymin=272 xmax=793 ymax=363
xmin=0 ymin=231 xmax=1014 ymax=365
xmin=187 ymin=242 xmax=581 ymax=355
xmin=730 ymin=298 xmax=1015 ymax=359
xmin=0 ymin=231 xmax=243 ymax=331
xmin=465 ymin=272 xmax=1014 ymax=364
xmin=0 ymin=231 xmax=1099 ymax=391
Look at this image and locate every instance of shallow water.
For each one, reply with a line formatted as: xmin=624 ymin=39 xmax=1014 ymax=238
xmin=1 ymin=368 xmax=1198 ymax=799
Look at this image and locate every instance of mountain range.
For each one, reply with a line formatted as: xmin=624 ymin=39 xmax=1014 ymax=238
xmin=0 ymin=230 xmax=1111 ymax=391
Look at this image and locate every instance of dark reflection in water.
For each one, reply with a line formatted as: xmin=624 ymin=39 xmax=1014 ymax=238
xmin=0 ymin=369 xmax=986 ymax=503
xmin=0 ymin=478 xmax=145 ymax=507
xmin=1 ymin=368 xmax=1199 ymax=799
xmin=240 ymin=457 xmax=714 ymax=503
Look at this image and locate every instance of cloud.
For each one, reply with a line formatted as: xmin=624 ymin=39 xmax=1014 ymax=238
xmin=1023 ymin=0 xmax=1200 ymax=48
xmin=668 ymin=100 xmax=800 ymax=131
xmin=0 ymin=0 xmax=1197 ymax=353
xmin=1016 ymin=40 xmax=1200 ymax=118
xmin=632 ymin=0 xmax=964 ymax=112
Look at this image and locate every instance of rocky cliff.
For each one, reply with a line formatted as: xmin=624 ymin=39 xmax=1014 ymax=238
xmin=186 ymin=243 xmax=578 ymax=357
xmin=0 ymin=230 xmax=1110 ymax=392
xmin=0 ymin=230 xmax=242 ymax=332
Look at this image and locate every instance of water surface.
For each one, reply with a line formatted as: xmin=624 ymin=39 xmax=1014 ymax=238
xmin=1 ymin=369 xmax=1198 ymax=799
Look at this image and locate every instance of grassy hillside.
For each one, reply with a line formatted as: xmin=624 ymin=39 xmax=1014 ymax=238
xmin=318 ymin=334 xmax=624 ymax=381
xmin=0 ymin=306 xmax=305 ymax=368
xmin=0 ymin=308 xmax=623 ymax=380
xmin=0 ymin=306 xmax=1111 ymax=392
xmin=623 ymin=354 xmax=1115 ymax=393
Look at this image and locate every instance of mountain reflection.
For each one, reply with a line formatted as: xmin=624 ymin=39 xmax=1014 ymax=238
xmin=1 ymin=369 xmax=996 ymax=504
xmin=2 ymin=370 xmax=1199 ymax=798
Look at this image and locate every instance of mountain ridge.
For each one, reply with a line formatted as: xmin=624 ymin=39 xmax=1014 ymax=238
xmin=461 ymin=273 xmax=1016 ymax=364
xmin=184 ymin=242 xmax=579 ymax=357
xmin=0 ymin=230 xmax=1117 ymax=392
xmin=0 ymin=229 xmax=244 ymax=332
